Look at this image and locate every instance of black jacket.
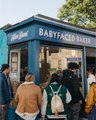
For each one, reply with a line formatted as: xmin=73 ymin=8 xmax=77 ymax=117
xmin=62 ymin=69 xmax=83 ymax=104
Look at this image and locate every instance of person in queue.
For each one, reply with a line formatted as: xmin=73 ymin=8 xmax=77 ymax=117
xmin=61 ymin=62 xmax=83 ymax=120
xmin=0 ymin=64 xmax=13 ymax=120
xmin=15 ymin=73 xmax=42 ymax=120
xmin=85 ymin=82 xmax=96 ymax=120
xmin=41 ymin=73 xmax=71 ymax=120
xmin=87 ymin=67 xmax=96 ymax=92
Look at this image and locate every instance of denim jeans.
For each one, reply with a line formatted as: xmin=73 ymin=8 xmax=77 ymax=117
xmin=0 ymin=105 xmax=8 ymax=120
xmin=67 ymin=102 xmax=80 ymax=120
xmin=87 ymin=106 xmax=96 ymax=120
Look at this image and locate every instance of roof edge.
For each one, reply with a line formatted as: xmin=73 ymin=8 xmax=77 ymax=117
xmin=5 ymin=14 xmax=96 ymax=36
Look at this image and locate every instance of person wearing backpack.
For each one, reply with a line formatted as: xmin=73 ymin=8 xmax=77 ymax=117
xmin=61 ymin=62 xmax=83 ymax=120
xmin=41 ymin=73 xmax=71 ymax=120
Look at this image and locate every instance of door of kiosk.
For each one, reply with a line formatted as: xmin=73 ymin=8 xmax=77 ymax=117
xmin=10 ymin=50 xmax=20 ymax=81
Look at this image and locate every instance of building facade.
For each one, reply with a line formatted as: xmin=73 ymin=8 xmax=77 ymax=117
xmin=0 ymin=30 xmax=8 ymax=69
xmin=5 ymin=14 xmax=96 ymax=96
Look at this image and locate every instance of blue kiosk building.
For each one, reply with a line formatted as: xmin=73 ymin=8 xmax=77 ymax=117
xmin=5 ymin=14 xmax=96 ymax=96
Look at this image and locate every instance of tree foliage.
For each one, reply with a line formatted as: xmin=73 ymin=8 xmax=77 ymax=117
xmin=57 ymin=0 xmax=96 ymax=29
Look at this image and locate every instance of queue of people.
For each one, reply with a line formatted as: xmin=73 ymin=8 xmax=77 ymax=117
xmin=0 ymin=63 xmax=96 ymax=120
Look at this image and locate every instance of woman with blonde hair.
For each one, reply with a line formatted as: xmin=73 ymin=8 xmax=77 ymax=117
xmin=15 ymin=73 xmax=42 ymax=120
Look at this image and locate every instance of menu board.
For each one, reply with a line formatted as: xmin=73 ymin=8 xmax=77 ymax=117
xmin=11 ymin=52 xmax=18 ymax=73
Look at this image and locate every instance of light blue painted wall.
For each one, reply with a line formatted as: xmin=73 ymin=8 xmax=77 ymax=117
xmin=0 ymin=30 xmax=8 ymax=69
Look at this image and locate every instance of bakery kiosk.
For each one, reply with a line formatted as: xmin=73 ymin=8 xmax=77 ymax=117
xmin=5 ymin=14 xmax=96 ymax=96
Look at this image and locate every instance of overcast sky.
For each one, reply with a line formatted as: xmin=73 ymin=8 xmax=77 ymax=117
xmin=0 ymin=0 xmax=65 ymax=28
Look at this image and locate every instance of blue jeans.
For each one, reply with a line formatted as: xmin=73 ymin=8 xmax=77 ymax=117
xmin=87 ymin=106 xmax=96 ymax=120
xmin=67 ymin=102 xmax=80 ymax=120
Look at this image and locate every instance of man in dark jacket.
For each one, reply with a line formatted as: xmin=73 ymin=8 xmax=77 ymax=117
xmin=61 ymin=62 xmax=83 ymax=120
xmin=0 ymin=64 xmax=13 ymax=120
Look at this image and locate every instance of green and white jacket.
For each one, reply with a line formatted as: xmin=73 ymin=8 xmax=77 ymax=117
xmin=41 ymin=82 xmax=72 ymax=119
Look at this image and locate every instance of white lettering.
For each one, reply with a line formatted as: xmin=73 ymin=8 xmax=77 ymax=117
xmin=38 ymin=28 xmax=91 ymax=45
xmin=76 ymin=36 xmax=91 ymax=44
xmin=76 ymin=36 xmax=80 ymax=42
xmin=11 ymin=31 xmax=28 ymax=42
xmin=49 ymin=30 xmax=53 ymax=38
xmin=11 ymin=34 xmax=19 ymax=41
xmin=87 ymin=39 xmax=91 ymax=44
xmin=60 ymin=33 xmax=65 ymax=40
xmin=39 ymin=28 xmax=44 ymax=36
xmin=19 ymin=31 xmax=28 ymax=39
xmin=57 ymin=32 xmax=61 ymax=39
xmin=64 ymin=34 xmax=69 ymax=41
xmin=53 ymin=32 xmax=57 ymax=38
xmin=44 ymin=30 xmax=49 ymax=37
xmin=71 ymin=35 xmax=75 ymax=41
xmin=68 ymin=34 xmax=71 ymax=41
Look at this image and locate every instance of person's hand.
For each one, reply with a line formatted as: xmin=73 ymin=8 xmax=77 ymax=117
xmin=55 ymin=111 xmax=59 ymax=116
xmin=41 ymin=115 xmax=45 ymax=120
xmin=80 ymin=100 xmax=82 ymax=104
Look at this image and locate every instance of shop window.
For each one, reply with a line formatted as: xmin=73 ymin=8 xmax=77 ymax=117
xmin=39 ymin=46 xmax=83 ymax=94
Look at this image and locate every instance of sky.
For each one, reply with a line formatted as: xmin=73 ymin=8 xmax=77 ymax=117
xmin=0 ymin=0 xmax=65 ymax=28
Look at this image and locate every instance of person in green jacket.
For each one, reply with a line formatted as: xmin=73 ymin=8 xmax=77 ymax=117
xmin=41 ymin=73 xmax=71 ymax=120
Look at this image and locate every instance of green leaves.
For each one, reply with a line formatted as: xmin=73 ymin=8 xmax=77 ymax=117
xmin=57 ymin=0 xmax=96 ymax=29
